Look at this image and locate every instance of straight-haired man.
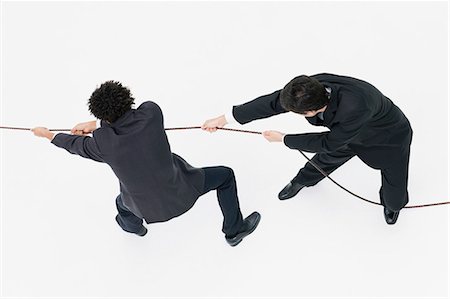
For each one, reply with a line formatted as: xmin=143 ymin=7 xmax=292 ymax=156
xmin=203 ymin=73 xmax=413 ymax=225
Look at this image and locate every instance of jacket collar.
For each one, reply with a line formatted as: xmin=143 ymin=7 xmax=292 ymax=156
xmin=322 ymin=83 xmax=339 ymax=125
xmin=102 ymin=109 xmax=134 ymax=128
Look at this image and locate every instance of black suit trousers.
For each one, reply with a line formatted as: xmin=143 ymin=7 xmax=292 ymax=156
xmin=293 ymin=130 xmax=413 ymax=212
xmin=115 ymin=166 xmax=244 ymax=236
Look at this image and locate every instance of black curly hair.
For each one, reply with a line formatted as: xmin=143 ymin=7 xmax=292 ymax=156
xmin=280 ymin=75 xmax=329 ymax=114
xmin=88 ymin=81 xmax=135 ymax=123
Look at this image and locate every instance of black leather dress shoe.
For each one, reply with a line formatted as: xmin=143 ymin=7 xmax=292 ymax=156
xmin=278 ymin=181 xmax=305 ymax=200
xmin=384 ymin=207 xmax=400 ymax=225
xmin=225 ymin=212 xmax=261 ymax=247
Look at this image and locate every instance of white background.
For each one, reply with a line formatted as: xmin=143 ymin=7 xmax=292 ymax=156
xmin=1 ymin=1 xmax=448 ymax=298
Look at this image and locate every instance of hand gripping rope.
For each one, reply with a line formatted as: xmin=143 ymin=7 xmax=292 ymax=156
xmin=1 ymin=125 xmax=449 ymax=209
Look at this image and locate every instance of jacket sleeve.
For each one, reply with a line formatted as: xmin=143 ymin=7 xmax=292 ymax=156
xmin=283 ymin=102 xmax=370 ymax=153
xmin=232 ymin=90 xmax=288 ymax=124
xmin=51 ymin=133 xmax=104 ymax=163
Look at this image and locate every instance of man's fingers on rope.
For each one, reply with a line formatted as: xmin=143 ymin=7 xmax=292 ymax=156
xmin=201 ymin=126 xmax=218 ymax=133
xmin=201 ymin=115 xmax=227 ymax=133
xmin=72 ymin=130 xmax=90 ymax=136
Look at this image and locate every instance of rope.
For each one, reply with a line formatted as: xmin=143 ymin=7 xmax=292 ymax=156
xmin=2 ymin=125 xmax=449 ymax=209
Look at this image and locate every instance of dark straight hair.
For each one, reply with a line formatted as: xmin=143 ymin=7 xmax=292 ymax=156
xmin=280 ymin=75 xmax=329 ymax=114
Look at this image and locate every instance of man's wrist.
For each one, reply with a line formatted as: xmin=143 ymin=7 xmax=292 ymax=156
xmin=48 ymin=132 xmax=56 ymax=141
xmin=224 ymin=110 xmax=237 ymax=125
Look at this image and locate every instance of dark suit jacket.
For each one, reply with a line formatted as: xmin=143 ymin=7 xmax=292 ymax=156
xmin=232 ymin=73 xmax=412 ymax=154
xmin=51 ymin=101 xmax=205 ymax=224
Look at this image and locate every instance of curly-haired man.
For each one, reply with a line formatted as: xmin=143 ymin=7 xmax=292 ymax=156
xmin=32 ymin=81 xmax=260 ymax=246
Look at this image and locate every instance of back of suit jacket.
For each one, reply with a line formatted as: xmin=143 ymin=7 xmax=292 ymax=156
xmin=52 ymin=101 xmax=205 ymax=224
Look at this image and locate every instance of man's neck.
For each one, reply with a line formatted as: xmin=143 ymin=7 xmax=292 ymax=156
xmin=318 ymin=106 xmax=327 ymax=113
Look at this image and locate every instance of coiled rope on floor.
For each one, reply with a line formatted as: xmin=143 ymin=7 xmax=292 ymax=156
xmin=1 ymin=125 xmax=449 ymax=209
